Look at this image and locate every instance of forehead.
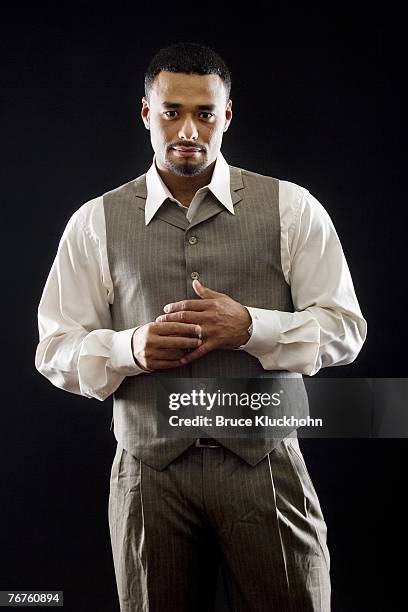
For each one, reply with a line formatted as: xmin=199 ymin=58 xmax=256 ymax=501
xmin=150 ymin=71 xmax=226 ymax=105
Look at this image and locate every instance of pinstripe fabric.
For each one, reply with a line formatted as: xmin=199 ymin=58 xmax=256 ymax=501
xmin=108 ymin=437 xmax=330 ymax=611
xmin=105 ymin=165 xmax=330 ymax=610
xmin=103 ymin=165 xmax=309 ymax=471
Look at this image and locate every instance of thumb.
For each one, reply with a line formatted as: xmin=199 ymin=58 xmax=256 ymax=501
xmin=192 ymin=279 xmax=222 ymax=298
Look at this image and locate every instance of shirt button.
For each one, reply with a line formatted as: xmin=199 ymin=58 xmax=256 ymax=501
xmin=191 ymin=272 xmax=199 ymax=280
xmin=188 ymin=236 xmax=198 ymax=245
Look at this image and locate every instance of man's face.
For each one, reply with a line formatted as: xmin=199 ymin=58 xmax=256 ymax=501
xmin=141 ymin=71 xmax=232 ymax=177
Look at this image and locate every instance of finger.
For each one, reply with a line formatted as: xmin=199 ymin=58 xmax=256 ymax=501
xmin=148 ymin=359 xmax=183 ymax=370
xmin=152 ymin=335 xmax=203 ymax=349
xmin=152 ymin=348 xmax=188 ymax=359
xmin=163 ymin=299 xmax=217 ymax=314
xmin=192 ymin=279 xmax=224 ymax=298
xmin=154 ymin=322 xmax=202 ymax=337
xmin=156 ymin=311 xmax=210 ymax=324
xmin=179 ymin=340 xmax=216 ymax=365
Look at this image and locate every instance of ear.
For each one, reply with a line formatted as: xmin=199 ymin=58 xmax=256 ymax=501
xmin=224 ymin=99 xmax=233 ymax=132
xmin=141 ymin=96 xmax=150 ymax=130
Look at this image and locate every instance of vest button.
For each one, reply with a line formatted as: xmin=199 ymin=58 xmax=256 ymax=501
xmin=191 ymin=272 xmax=199 ymax=280
xmin=188 ymin=236 xmax=198 ymax=245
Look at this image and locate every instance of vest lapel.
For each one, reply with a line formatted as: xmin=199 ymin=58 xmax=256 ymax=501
xmin=151 ymin=199 xmax=190 ymax=231
xmin=188 ymin=165 xmax=245 ymax=231
xmin=132 ymin=175 xmax=187 ymax=230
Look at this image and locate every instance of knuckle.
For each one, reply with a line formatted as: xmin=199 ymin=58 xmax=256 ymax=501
xmin=145 ymin=335 xmax=155 ymax=349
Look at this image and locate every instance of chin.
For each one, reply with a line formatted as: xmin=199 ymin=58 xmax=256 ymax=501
xmin=165 ymin=157 xmax=208 ymax=177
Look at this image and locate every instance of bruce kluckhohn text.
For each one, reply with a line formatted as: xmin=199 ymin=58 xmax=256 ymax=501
xmin=168 ymin=415 xmax=322 ymax=428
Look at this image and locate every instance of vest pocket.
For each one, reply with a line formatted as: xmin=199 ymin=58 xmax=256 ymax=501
xmin=112 ymin=445 xmax=142 ymax=495
xmin=285 ymin=437 xmax=313 ymax=483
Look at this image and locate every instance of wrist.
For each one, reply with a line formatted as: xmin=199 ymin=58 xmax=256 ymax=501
xmin=131 ymin=327 xmax=154 ymax=372
xmin=134 ymin=355 xmax=153 ymax=372
xmin=234 ymin=308 xmax=253 ymax=348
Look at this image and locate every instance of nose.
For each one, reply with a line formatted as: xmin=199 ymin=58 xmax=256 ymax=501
xmin=178 ymin=116 xmax=199 ymax=142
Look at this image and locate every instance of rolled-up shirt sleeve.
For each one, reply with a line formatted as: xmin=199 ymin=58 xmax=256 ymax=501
xmin=238 ymin=182 xmax=367 ymax=376
xmin=34 ymin=197 xmax=147 ymax=401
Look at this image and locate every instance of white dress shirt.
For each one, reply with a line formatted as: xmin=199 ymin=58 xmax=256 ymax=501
xmin=35 ymin=151 xmax=367 ymax=401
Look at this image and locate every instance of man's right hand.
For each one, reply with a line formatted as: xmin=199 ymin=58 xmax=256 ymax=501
xmin=131 ymin=322 xmax=202 ymax=371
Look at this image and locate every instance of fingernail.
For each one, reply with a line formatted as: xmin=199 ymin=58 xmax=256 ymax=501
xmin=195 ymin=325 xmax=202 ymax=337
xmin=197 ymin=338 xmax=202 ymax=345
xmin=164 ymin=305 xmax=170 ymax=313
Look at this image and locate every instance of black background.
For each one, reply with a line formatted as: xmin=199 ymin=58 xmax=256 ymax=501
xmin=1 ymin=13 xmax=405 ymax=612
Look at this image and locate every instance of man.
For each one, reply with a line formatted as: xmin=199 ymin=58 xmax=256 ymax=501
xmin=35 ymin=42 xmax=367 ymax=611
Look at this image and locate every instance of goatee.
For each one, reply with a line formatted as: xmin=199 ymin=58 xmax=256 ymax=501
xmin=165 ymin=159 xmax=207 ymax=177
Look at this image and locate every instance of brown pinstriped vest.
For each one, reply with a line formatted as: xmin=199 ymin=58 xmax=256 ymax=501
xmin=103 ymin=164 xmax=308 ymax=470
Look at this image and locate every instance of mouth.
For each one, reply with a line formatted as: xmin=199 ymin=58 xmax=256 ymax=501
xmin=170 ymin=146 xmax=204 ymax=157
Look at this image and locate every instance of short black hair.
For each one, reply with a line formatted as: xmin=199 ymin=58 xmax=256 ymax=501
xmin=144 ymin=42 xmax=231 ymax=102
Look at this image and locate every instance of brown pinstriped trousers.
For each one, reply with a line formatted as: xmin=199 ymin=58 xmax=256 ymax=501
xmin=108 ymin=438 xmax=331 ymax=611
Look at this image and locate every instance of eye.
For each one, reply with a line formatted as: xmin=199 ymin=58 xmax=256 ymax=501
xmin=163 ymin=110 xmax=215 ymax=120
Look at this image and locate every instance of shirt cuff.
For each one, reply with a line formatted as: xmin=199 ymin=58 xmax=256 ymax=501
xmin=233 ymin=306 xmax=281 ymax=355
xmin=110 ymin=327 xmax=152 ymax=375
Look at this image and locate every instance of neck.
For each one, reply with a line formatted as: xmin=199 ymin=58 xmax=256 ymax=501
xmin=155 ymin=159 xmax=216 ymax=207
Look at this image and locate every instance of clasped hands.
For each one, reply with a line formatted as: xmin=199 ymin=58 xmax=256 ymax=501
xmin=131 ymin=279 xmax=251 ymax=371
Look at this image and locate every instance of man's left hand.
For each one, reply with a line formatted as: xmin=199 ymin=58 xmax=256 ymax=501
xmin=155 ymin=280 xmax=251 ymax=365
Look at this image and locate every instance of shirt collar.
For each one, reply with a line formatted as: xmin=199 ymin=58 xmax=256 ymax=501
xmin=144 ymin=150 xmax=234 ymax=225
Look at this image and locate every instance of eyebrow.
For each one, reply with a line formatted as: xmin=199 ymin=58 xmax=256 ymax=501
xmin=162 ymin=101 xmax=217 ymax=111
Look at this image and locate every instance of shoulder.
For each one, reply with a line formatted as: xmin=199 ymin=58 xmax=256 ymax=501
xmin=64 ymin=174 xmax=145 ymax=242
xmin=234 ymin=166 xmax=311 ymax=208
xmin=235 ymin=166 xmax=279 ymax=195
xmin=63 ymin=196 xmax=104 ymax=244
xmin=279 ymin=179 xmax=309 ymax=203
xmin=103 ymin=174 xmax=146 ymax=201
xmin=239 ymin=171 xmax=337 ymax=246
xmin=234 ymin=166 xmax=324 ymax=221
xmin=238 ymin=166 xmax=279 ymax=182
xmin=278 ymin=179 xmax=333 ymax=228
